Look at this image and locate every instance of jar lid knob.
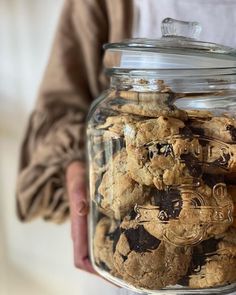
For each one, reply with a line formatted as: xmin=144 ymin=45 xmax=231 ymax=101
xmin=161 ymin=17 xmax=202 ymax=39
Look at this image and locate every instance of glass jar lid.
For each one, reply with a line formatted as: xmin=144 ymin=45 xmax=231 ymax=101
xmin=104 ymin=18 xmax=236 ymax=69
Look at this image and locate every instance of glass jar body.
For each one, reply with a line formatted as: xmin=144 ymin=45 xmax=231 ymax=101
xmin=87 ymin=70 xmax=236 ymax=294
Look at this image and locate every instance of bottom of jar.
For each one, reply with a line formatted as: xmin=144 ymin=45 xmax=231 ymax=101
xmin=94 ymin=265 xmax=236 ymax=295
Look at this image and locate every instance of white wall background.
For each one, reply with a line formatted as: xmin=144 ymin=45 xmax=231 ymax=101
xmin=0 ymin=1 xmax=120 ymax=294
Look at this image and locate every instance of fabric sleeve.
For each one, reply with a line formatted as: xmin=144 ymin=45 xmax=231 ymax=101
xmin=16 ymin=0 xmax=109 ymax=223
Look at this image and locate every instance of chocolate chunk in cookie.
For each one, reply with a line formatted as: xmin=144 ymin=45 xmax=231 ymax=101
xmin=180 ymin=153 xmax=202 ymax=178
xmin=150 ymin=188 xmax=182 ymax=221
xmin=106 ymin=227 xmax=123 ymax=253
xmin=124 ymin=225 xmax=161 ymax=253
xmin=202 ymin=174 xmax=224 ymax=188
xmin=179 ymin=126 xmax=194 ymax=139
xmin=226 ymin=125 xmax=236 ymax=141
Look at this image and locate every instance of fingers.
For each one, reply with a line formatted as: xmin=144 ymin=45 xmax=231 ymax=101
xmin=72 ymin=213 xmax=96 ymax=274
xmin=73 ymin=241 xmax=96 ymax=273
xmin=66 ymin=161 xmax=96 ymax=274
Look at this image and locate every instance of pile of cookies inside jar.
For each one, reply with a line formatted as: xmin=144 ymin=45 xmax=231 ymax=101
xmin=87 ymin=86 xmax=236 ymax=292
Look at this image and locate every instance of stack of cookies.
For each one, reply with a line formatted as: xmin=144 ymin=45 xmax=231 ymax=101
xmin=88 ymin=90 xmax=236 ymax=291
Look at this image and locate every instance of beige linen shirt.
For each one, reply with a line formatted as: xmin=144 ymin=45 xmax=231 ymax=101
xmin=17 ymin=0 xmax=133 ymax=223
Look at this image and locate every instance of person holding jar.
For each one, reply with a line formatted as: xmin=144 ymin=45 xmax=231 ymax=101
xmin=16 ymin=0 xmax=236 ymax=294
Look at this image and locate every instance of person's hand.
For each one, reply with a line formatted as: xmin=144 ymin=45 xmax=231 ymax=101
xmin=66 ymin=161 xmax=96 ymax=274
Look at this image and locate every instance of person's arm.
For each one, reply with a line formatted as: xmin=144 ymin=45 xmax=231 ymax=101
xmin=16 ymin=0 xmax=108 ymax=224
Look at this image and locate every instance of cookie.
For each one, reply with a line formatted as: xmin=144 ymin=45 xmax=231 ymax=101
xmin=133 ymin=177 xmax=233 ymax=246
xmin=124 ymin=116 xmax=188 ymax=146
xmin=124 ymin=116 xmax=203 ymax=189
xmin=126 ymin=132 xmax=204 ymax=189
xmin=180 ymin=227 xmax=236 ymax=288
xmin=113 ymin=224 xmax=191 ymax=289
xmin=108 ymin=91 xmax=188 ymax=120
xmin=93 ymin=217 xmax=120 ymax=274
xmin=97 ymin=149 xmax=150 ymax=219
xmin=124 ymin=116 xmax=236 ymax=187
xmin=189 ymin=256 xmax=236 ymax=289
xmin=189 ymin=116 xmax=236 ymax=143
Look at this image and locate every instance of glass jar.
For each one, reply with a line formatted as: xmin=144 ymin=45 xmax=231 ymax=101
xmin=87 ymin=18 xmax=236 ymax=294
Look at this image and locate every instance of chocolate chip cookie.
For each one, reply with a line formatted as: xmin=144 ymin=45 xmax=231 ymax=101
xmin=189 ymin=116 xmax=236 ymax=143
xmin=97 ymin=149 xmax=150 ymax=219
xmin=180 ymin=227 xmax=236 ymax=288
xmin=133 ymin=177 xmax=233 ymax=246
xmin=126 ymin=133 xmax=203 ymax=189
xmin=113 ymin=224 xmax=191 ymax=289
xmin=124 ymin=116 xmax=188 ymax=146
